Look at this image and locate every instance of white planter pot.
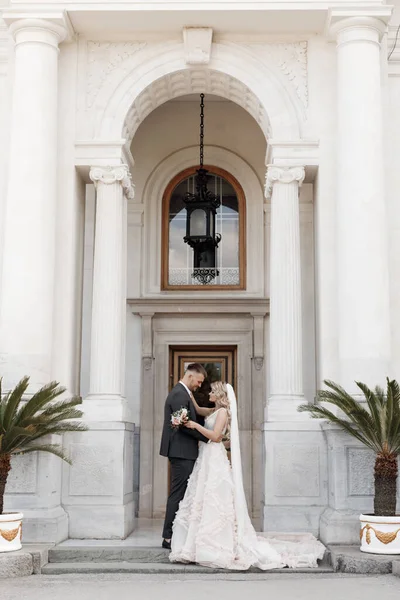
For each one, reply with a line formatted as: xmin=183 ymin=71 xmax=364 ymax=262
xmin=0 ymin=513 xmax=23 ymax=553
xmin=360 ymin=514 xmax=400 ymax=554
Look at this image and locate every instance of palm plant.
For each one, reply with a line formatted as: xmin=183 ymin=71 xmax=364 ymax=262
xmin=0 ymin=376 xmax=87 ymax=514
xmin=298 ymin=378 xmax=400 ymax=516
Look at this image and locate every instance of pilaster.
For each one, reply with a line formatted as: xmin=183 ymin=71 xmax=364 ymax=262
xmin=265 ymin=165 xmax=305 ymax=421
xmin=84 ymin=164 xmax=133 ymax=421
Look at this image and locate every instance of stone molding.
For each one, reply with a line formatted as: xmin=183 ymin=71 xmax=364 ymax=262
xmin=89 ymin=165 xmax=134 ymax=200
xmin=85 ymin=39 xmax=307 ymax=141
xmin=264 ymin=166 xmax=305 ymax=199
xmin=129 ymin=297 xmax=269 ymax=316
xmin=123 ymin=68 xmax=270 ymax=142
xmin=84 ymin=41 xmax=304 ymax=141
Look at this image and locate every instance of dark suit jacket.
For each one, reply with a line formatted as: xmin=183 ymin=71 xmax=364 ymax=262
xmin=159 ymin=383 xmax=209 ymax=460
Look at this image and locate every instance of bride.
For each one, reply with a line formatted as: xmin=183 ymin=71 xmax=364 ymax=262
xmin=169 ymin=381 xmax=325 ymax=570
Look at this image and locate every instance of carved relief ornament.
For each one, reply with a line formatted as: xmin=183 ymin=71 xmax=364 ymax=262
xmin=86 ymin=41 xmax=147 ymax=108
xmin=264 ymin=166 xmax=305 ymax=199
xmin=89 ymin=165 xmax=135 ymax=200
xmin=244 ymin=41 xmax=308 ymax=108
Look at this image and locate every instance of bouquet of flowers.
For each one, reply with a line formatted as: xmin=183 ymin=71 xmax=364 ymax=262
xmin=171 ymin=407 xmax=190 ymax=429
xmin=222 ymin=429 xmax=231 ymax=450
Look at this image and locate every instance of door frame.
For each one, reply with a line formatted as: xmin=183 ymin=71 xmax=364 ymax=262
xmin=132 ymin=302 xmax=268 ymax=527
xmin=167 ymin=345 xmax=237 ymax=494
xmin=168 ymin=345 xmax=237 ymax=391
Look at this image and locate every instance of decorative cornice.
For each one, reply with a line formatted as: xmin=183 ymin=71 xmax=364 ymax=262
xmin=86 ymin=41 xmax=146 ymax=108
xmin=128 ymin=297 xmax=269 ymax=316
xmin=89 ymin=165 xmax=134 ymax=200
xmin=264 ymin=166 xmax=305 ymax=199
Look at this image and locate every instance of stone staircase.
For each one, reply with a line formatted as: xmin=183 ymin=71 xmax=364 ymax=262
xmin=42 ymin=545 xmax=334 ymax=575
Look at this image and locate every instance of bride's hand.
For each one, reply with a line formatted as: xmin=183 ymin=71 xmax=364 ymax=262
xmin=184 ymin=420 xmax=197 ymax=429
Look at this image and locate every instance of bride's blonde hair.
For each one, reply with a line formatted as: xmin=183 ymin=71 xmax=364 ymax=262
xmin=210 ymin=381 xmax=231 ymax=435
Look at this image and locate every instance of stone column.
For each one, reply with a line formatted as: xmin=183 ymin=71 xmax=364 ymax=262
xmin=265 ymin=166 xmax=305 ymax=420
xmin=85 ymin=165 xmax=134 ymax=421
xmin=333 ymin=17 xmax=390 ymax=390
xmin=62 ymin=165 xmax=135 ymax=539
xmin=0 ymin=23 xmax=10 ymax=292
xmin=0 ymin=16 xmax=70 ymax=544
xmin=0 ymin=18 xmax=67 ymax=390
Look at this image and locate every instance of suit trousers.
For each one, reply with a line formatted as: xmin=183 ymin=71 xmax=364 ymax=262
xmin=162 ymin=457 xmax=195 ymax=539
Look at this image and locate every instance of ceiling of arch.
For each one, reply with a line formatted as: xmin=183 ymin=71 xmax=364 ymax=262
xmin=123 ymin=69 xmax=271 ymax=142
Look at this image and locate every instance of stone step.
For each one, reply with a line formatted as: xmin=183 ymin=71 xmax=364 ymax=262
xmin=42 ymin=561 xmax=334 ymax=575
xmin=49 ymin=546 xmax=171 ymax=564
xmin=327 ymin=545 xmax=400 ymax=575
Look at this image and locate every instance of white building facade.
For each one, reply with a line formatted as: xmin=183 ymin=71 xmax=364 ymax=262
xmin=1 ymin=0 xmax=400 ymax=545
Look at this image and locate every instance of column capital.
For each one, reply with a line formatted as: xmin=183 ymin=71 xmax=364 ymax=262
xmin=264 ymin=166 xmax=305 ymax=199
xmin=327 ymin=9 xmax=391 ymax=44
xmin=90 ymin=165 xmax=135 ymax=200
xmin=2 ymin=11 xmax=74 ymax=46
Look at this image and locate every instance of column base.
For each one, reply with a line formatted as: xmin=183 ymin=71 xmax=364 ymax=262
xmin=319 ymin=507 xmax=361 ymax=545
xmin=267 ymin=395 xmax=309 ymax=421
xmin=62 ymin=422 xmax=136 ymax=539
xmin=263 ymin=420 xmax=327 ymax=536
xmin=16 ymin=506 xmax=68 ymax=544
xmin=65 ymin=501 xmax=135 ymax=539
xmin=83 ymin=394 xmax=125 ymax=421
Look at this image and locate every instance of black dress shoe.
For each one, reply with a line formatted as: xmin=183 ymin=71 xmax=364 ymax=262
xmin=162 ymin=539 xmax=171 ymax=550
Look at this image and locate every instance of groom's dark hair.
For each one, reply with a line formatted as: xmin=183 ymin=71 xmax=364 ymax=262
xmin=186 ymin=363 xmax=207 ymax=377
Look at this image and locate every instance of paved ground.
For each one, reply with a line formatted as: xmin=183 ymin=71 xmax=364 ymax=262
xmin=2 ymin=573 xmax=400 ymax=600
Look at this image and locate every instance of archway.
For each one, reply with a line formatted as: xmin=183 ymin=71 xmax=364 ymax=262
xmin=94 ymin=42 xmax=304 ymax=143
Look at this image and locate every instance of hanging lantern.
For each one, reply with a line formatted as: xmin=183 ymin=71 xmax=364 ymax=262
xmin=183 ymin=94 xmax=221 ymax=285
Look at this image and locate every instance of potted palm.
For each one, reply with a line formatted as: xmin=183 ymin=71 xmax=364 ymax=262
xmin=0 ymin=376 xmax=87 ymax=552
xmin=299 ymin=378 xmax=400 ymax=554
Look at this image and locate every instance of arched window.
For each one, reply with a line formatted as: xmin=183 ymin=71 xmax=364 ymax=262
xmin=162 ymin=166 xmax=246 ymax=290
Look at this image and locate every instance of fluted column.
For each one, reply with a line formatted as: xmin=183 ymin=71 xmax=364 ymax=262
xmin=86 ymin=165 xmax=134 ymax=421
xmin=332 ymin=16 xmax=391 ymax=390
xmin=265 ymin=166 xmax=305 ymax=420
xmin=0 ymin=18 xmax=67 ymax=390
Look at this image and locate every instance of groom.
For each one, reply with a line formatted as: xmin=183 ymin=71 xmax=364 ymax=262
xmin=160 ymin=363 xmax=211 ymax=549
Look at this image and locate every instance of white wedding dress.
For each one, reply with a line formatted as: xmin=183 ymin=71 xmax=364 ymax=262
xmin=170 ymin=384 xmax=325 ymax=571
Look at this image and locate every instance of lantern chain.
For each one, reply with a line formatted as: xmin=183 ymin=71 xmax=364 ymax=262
xmin=199 ymin=93 xmax=204 ymax=168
